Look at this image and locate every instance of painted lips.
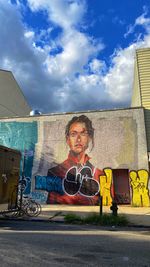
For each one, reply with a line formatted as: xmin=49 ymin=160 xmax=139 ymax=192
xmin=75 ymin=144 xmax=82 ymax=147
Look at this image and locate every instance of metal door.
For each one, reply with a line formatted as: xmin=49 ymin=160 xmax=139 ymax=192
xmin=112 ymin=169 xmax=131 ymax=205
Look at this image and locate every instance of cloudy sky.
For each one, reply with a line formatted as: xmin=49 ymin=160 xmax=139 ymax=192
xmin=0 ymin=0 xmax=150 ymax=113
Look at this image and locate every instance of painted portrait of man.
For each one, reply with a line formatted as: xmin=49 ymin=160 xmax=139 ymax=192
xmin=46 ymin=115 xmax=103 ymax=205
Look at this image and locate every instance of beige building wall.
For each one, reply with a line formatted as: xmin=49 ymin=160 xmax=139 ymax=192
xmin=0 ymin=107 xmax=149 ymax=206
xmin=131 ymin=56 xmax=142 ymax=107
xmin=0 ymin=69 xmax=31 ymax=117
xmin=0 ymin=107 xmax=148 ymax=172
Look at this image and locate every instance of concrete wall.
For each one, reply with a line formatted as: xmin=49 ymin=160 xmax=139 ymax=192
xmin=0 ymin=107 xmax=149 ymax=206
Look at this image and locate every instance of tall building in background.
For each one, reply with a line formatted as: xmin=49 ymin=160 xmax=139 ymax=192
xmin=0 ymin=69 xmax=31 ymax=117
xmin=131 ymin=48 xmax=150 ymax=156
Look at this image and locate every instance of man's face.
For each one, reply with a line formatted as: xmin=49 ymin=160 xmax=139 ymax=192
xmin=67 ymin=122 xmax=91 ymax=155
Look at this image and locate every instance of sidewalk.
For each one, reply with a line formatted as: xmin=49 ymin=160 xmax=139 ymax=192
xmin=0 ymin=205 xmax=149 ymax=227
xmin=38 ymin=205 xmax=150 ymax=227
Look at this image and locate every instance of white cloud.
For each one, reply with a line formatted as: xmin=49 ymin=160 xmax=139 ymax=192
xmin=103 ymin=15 xmax=150 ymax=104
xmin=0 ymin=0 xmax=105 ymax=112
xmin=89 ymin=59 xmax=106 ymax=75
xmin=124 ymin=6 xmax=150 ymax=38
xmin=0 ymin=1 xmax=150 ymax=113
xmin=27 ymin=0 xmax=86 ymax=29
xmin=45 ymin=29 xmax=103 ymax=77
xmin=24 ymin=30 xmax=35 ymax=39
xmin=124 ymin=25 xmax=135 ymax=38
xmin=103 ymin=45 xmax=135 ymax=103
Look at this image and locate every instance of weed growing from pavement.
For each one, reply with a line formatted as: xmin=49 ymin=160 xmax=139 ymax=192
xmin=64 ymin=213 xmax=129 ymax=226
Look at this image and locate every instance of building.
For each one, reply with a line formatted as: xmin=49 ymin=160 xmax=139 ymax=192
xmin=0 ymin=48 xmax=149 ymax=207
xmin=0 ymin=107 xmax=149 ymax=207
xmin=0 ymin=69 xmax=30 ymax=117
xmin=131 ymin=48 xmax=150 ymax=168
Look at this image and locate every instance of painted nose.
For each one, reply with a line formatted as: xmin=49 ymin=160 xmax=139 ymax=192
xmin=77 ymin=134 xmax=81 ymax=141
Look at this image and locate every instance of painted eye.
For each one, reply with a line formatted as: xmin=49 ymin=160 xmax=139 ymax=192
xmin=69 ymin=131 xmax=88 ymax=137
xmin=70 ymin=132 xmax=77 ymax=137
xmin=81 ymin=131 xmax=88 ymax=136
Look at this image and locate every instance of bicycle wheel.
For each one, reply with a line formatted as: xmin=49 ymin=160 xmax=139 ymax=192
xmin=26 ymin=200 xmax=41 ymax=217
xmin=2 ymin=209 xmax=20 ymax=218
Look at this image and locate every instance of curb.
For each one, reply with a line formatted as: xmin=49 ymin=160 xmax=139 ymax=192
xmin=0 ymin=216 xmax=149 ymax=229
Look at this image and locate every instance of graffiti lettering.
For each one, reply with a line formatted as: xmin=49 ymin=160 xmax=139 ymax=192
xmin=63 ymin=166 xmax=99 ymax=197
xmin=31 ymin=191 xmax=48 ymax=203
xmin=114 ymin=193 xmax=130 ymax=204
xmin=35 ymin=176 xmax=64 ymax=195
xmin=34 ymin=168 xmax=150 ymax=206
xmin=99 ymin=169 xmax=112 ymax=206
xmin=19 ymin=176 xmax=30 ymax=193
xmin=130 ymin=170 xmax=150 ymax=207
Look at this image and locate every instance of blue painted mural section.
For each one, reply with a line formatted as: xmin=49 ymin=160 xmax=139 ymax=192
xmin=31 ymin=191 xmax=48 ymax=204
xmin=35 ymin=176 xmax=64 ymax=195
xmin=0 ymin=122 xmax=37 ymax=194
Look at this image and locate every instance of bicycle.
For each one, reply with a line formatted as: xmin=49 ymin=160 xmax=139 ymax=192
xmin=2 ymin=195 xmax=41 ymax=218
xmin=20 ymin=195 xmax=42 ymax=217
xmin=2 ymin=173 xmax=42 ymax=219
xmin=17 ymin=176 xmax=42 ymax=217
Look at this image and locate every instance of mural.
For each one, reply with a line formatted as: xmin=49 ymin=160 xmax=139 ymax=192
xmin=100 ymin=169 xmax=113 ymax=206
xmin=36 ymin=115 xmax=103 ymax=205
xmin=0 ymin=112 xmax=149 ymax=207
xmin=0 ymin=122 xmax=37 ymax=194
xmin=130 ymin=170 xmax=150 ymax=207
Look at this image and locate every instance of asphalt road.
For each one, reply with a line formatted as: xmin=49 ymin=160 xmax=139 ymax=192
xmin=0 ymin=220 xmax=149 ymax=267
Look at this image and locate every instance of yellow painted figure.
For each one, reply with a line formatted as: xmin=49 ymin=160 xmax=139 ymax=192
xmin=100 ymin=168 xmax=112 ymax=206
xmin=130 ymin=170 xmax=150 ymax=207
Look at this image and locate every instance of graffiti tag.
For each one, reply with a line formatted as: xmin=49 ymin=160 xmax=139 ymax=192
xmin=35 ymin=176 xmax=64 ymax=195
xmin=63 ymin=166 xmax=99 ymax=197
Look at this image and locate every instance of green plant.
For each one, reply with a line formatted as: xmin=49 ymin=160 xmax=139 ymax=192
xmin=99 ymin=213 xmax=128 ymax=226
xmin=64 ymin=213 xmax=82 ymax=224
xmin=64 ymin=212 xmax=129 ymax=226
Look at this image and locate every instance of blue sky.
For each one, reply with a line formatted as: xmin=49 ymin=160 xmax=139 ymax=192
xmin=0 ymin=0 xmax=150 ymax=113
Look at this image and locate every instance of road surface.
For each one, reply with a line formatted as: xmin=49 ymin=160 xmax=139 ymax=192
xmin=0 ymin=220 xmax=149 ymax=267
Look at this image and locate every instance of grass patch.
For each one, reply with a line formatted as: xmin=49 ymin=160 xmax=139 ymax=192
xmin=64 ymin=213 xmax=129 ymax=226
xmin=64 ymin=213 xmax=82 ymax=224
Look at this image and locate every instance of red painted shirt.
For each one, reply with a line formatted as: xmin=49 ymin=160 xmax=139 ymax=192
xmin=47 ymin=152 xmax=103 ymax=205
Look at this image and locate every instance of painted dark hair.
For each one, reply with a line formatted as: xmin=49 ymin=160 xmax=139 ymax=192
xmin=65 ymin=115 xmax=94 ymax=149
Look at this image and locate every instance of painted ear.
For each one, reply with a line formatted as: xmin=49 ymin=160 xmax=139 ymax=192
xmin=66 ymin=136 xmax=70 ymax=147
